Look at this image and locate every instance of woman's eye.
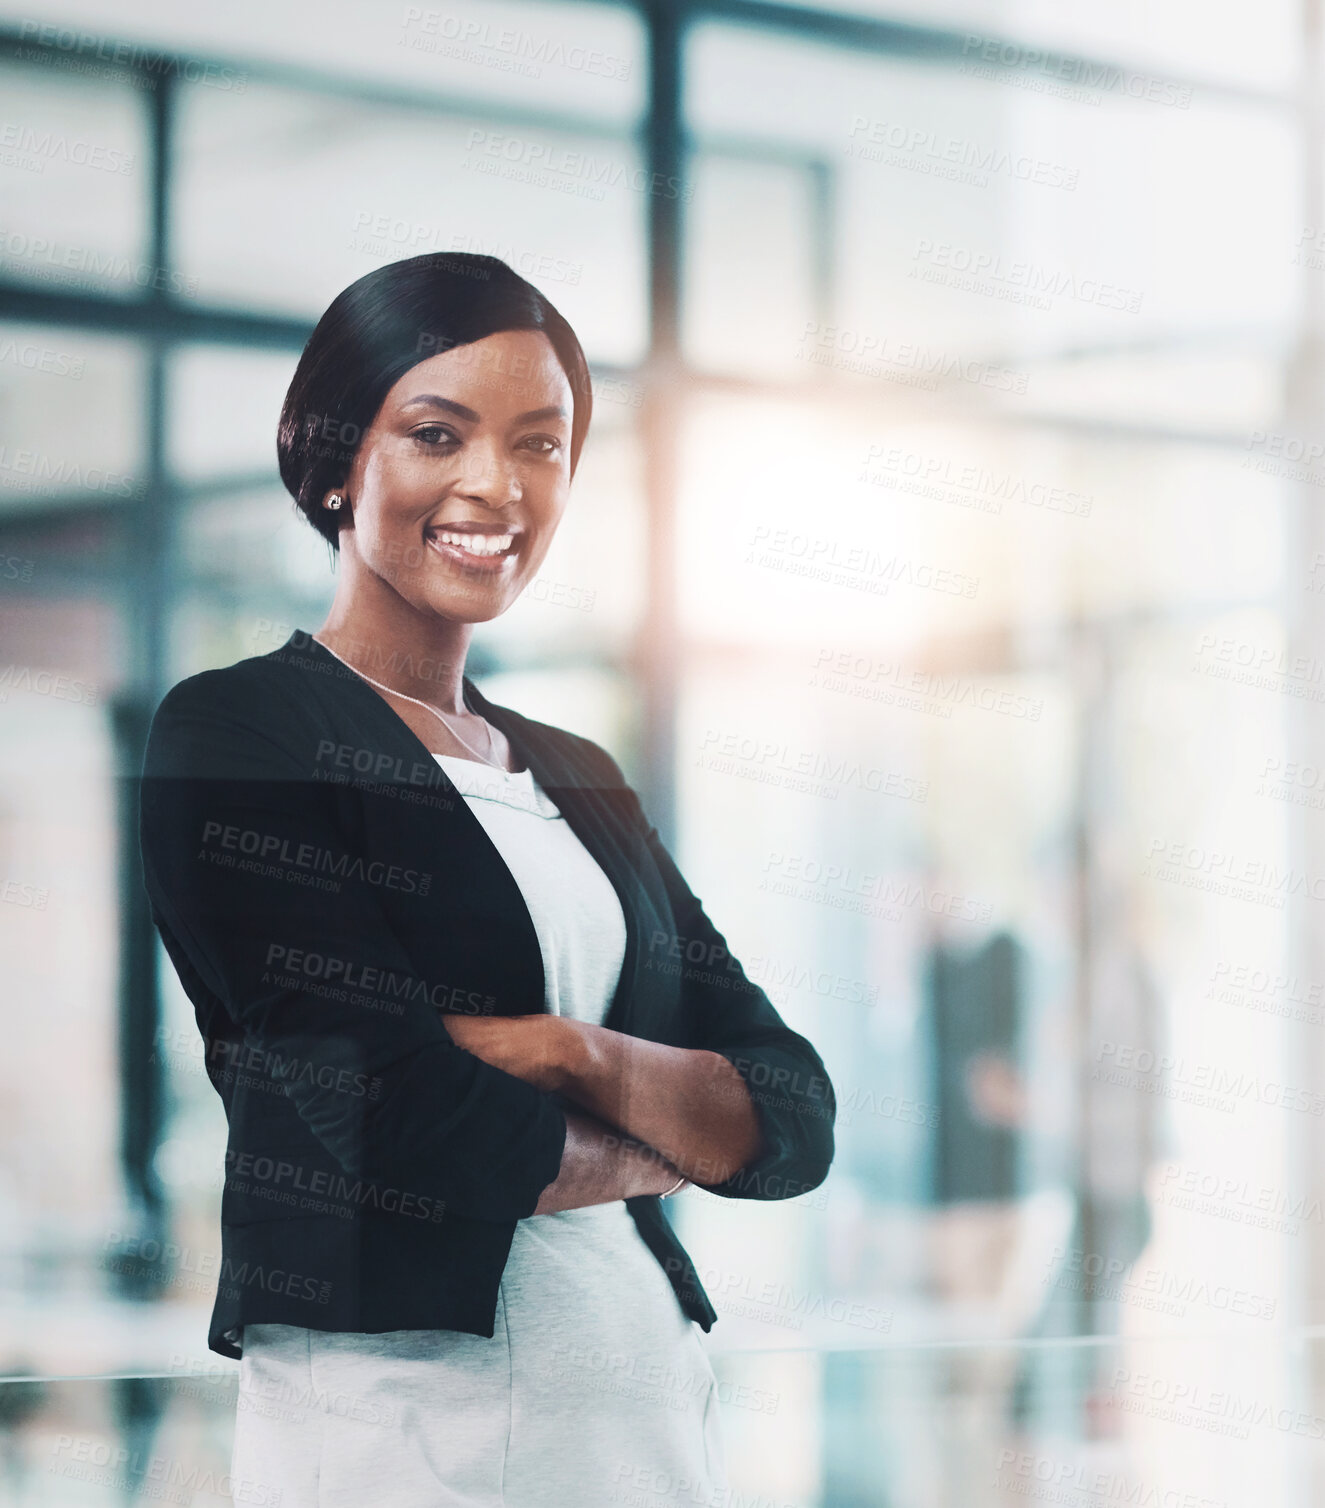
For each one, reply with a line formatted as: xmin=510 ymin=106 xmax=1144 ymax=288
xmin=412 ymin=424 xmax=456 ymax=446
xmin=522 ymin=435 xmax=564 ymax=456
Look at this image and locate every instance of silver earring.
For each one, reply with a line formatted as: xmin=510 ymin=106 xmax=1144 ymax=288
xmin=326 ymin=493 xmax=343 ymax=510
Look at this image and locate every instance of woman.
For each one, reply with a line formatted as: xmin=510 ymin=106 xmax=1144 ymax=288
xmin=138 ymin=252 xmax=836 ymax=1506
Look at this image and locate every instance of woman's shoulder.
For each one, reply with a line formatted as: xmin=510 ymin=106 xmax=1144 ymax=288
xmin=145 ymin=645 xmax=322 ymax=778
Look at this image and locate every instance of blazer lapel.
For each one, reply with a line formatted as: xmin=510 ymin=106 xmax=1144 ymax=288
xmin=278 ymin=632 xmax=647 ymax=1039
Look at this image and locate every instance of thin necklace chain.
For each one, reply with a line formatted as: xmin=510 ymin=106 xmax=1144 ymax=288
xmin=311 ymin=633 xmax=508 ymax=772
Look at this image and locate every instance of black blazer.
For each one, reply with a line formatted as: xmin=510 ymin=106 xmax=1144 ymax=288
xmin=137 ymin=630 xmax=835 ymax=1359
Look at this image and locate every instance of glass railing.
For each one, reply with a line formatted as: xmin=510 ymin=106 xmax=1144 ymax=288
xmin=2 ymin=1330 xmax=1316 ymax=1506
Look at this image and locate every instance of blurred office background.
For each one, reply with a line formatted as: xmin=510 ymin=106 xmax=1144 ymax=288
xmin=1 ymin=0 xmax=1323 ymax=1503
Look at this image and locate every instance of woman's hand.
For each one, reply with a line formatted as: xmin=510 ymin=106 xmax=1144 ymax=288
xmin=533 ymin=1109 xmax=689 ymax=1214
xmin=445 ymin=1012 xmax=764 ymax=1190
xmin=440 ymin=1012 xmax=581 ymax=1094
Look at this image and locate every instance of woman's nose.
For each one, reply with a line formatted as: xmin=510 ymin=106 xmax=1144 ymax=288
xmin=454 ymin=440 xmax=521 ymax=504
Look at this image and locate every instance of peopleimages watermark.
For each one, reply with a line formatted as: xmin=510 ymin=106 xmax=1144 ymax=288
xmin=49 ymin=1437 xmax=275 ymax=1507
xmin=743 ymin=951 xmax=879 ymax=1008
xmin=255 ymin=620 xmax=454 ymax=692
xmin=0 ymin=338 xmax=85 ymax=379
xmin=1293 ymin=227 xmax=1325 ymax=274
xmin=264 ymin=942 xmax=498 ymax=1015
xmin=858 ymin=443 xmax=1093 ymax=518
xmin=746 ymin=523 xmax=981 ymax=600
xmin=1 ymin=877 xmax=49 ymax=909
xmin=667 ymin=1256 xmax=891 ymax=1334
xmin=696 ymin=726 xmax=929 ymax=803
xmin=0 ymin=442 xmax=146 ymax=499
xmin=1193 ymin=630 xmax=1325 ymax=704
xmin=348 ymin=213 xmax=584 ymax=285
xmin=169 ymin=1350 xmax=403 ymax=1430
xmin=1242 ymin=428 xmax=1325 ymax=487
xmin=198 ymin=818 xmax=433 ymax=896
xmin=312 ymin=741 xmax=459 ymax=815
xmin=1155 ymin=1162 xmax=1322 ymax=1236
xmin=811 ymin=647 xmax=1045 ymax=721
xmin=314 ymin=737 xmax=457 ymax=793
xmin=760 ymin=849 xmax=994 ymax=924
xmin=1110 ymin=1364 xmax=1325 ymax=1441
xmin=545 ymin=1341 xmax=776 ymax=1419
xmin=799 ymin=319 xmax=1029 ymax=393
xmin=610 ymin=1459 xmax=813 ymax=1508
xmin=958 ymin=35 xmax=1193 ymax=110
xmin=15 ymin=19 xmax=249 ymax=92
xmin=644 ymin=928 xmax=762 ymax=996
xmin=1255 ymin=754 xmax=1325 ymax=812
xmin=0 ymin=229 xmax=199 ymax=298
xmin=909 ymin=238 xmax=1144 ymax=314
xmin=1044 ymin=1245 xmax=1277 ymax=1321
xmin=993 ymin=1449 xmax=1223 ymax=1508
xmin=1206 ymin=957 xmax=1325 ymax=1026
xmin=462 ymin=128 xmax=690 ymax=202
xmin=1143 ymin=835 xmax=1325 ymax=909
xmin=224 ymin=1148 xmax=447 ymax=1224
xmin=837 ymin=1083 xmax=940 ymax=1129
xmin=0 ymin=119 xmax=135 ymax=175
xmin=0 ymin=664 xmax=98 ymax=705
xmin=1093 ymin=1039 xmax=1325 ymax=1118
xmin=400 ymin=8 xmax=632 ymax=81
xmin=845 ymin=112 xmax=1080 ymax=191
xmin=202 ymin=1031 xmax=383 ymax=1102
xmin=102 ymin=1227 xmax=335 ymax=1304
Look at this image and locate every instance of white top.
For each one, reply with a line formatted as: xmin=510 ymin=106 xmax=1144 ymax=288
xmin=229 ymin=753 xmax=728 ymax=1504
xmin=432 ymin=753 xmax=628 ymax=1024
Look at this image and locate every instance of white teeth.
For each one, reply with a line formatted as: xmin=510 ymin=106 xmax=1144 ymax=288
xmin=432 ymin=531 xmax=515 ymax=557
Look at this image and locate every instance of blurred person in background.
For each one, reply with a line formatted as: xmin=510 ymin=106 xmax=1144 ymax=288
xmin=137 ymin=254 xmax=835 ymax=1506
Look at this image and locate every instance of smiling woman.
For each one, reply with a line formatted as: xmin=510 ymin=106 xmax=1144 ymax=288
xmin=138 ymin=252 xmax=835 ymax=1507
xmin=274 ymin=255 xmax=594 ymax=766
xmin=308 ymin=326 xmax=577 ymax=763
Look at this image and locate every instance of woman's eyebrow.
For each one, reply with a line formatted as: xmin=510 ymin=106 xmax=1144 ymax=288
xmin=399 ymin=394 xmax=478 ymax=421
xmin=398 ymin=395 xmax=569 ymax=425
xmin=513 ymin=405 xmax=569 ymax=424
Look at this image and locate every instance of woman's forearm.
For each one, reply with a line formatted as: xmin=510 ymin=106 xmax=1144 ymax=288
xmin=532 ymin=1106 xmax=687 ymax=1214
xmin=557 ymin=1023 xmax=766 ymax=1188
xmin=438 ymin=1012 xmax=767 ymax=1190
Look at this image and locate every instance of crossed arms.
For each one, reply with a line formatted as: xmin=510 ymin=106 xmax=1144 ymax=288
xmin=441 ymin=1012 xmax=767 ymax=1213
xmin=139 ymin=669 xmax=835 ymax=1226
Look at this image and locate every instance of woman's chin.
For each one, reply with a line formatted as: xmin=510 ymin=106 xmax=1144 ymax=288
xmin=418 ymin=586 xmax=515 ymax=625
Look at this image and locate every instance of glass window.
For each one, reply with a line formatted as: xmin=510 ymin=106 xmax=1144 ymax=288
xmin=0 ymin=687 xmax=121 ymax=1289
xmin=688 ymin=26 xmax=1294 ymax=432
xmin=167 ymin=344 xmax=295 ymax=484
xmin=0 ymin=324 xmax=143 ymax=517
xmin=683 ymin=153 xmax=820 ymax=380
xmin=171 ymin=482 xmax=336 ymax=678
xmin=0 ymin=59 xmax=147 ymax=299
xmin=174 ymin=81 xmax=648 ymax=363
xmin=11 ymin=0 xmax=645 ymax=124
xmin=722 ymin=0 xmax=1297 ymax=94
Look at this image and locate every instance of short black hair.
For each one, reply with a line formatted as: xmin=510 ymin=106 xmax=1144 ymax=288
xmin=277 ymin=252 xmax=593 ymax=549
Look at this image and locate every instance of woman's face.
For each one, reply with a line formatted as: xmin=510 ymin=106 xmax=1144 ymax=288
xmin=336 ymin=328 xmax=575 ymax=623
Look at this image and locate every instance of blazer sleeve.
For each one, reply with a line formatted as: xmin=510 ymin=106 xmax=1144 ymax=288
xmin=137 ymin=668 xmax=567 ymax=1224
xmin=588 ymin=742 xmax=836 ymax=1201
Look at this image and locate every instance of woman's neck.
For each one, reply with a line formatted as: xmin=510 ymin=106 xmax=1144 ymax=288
xmin=316 ymin=583 xmax=474 ymax=715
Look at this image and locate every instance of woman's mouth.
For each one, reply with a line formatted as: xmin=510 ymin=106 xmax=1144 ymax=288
xmin=424 ymin=527 xmax=522 ymax=574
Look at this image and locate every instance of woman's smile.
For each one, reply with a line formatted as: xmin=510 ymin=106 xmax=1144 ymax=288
xmin=424 ymin=521 xmax=526 ymax=574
